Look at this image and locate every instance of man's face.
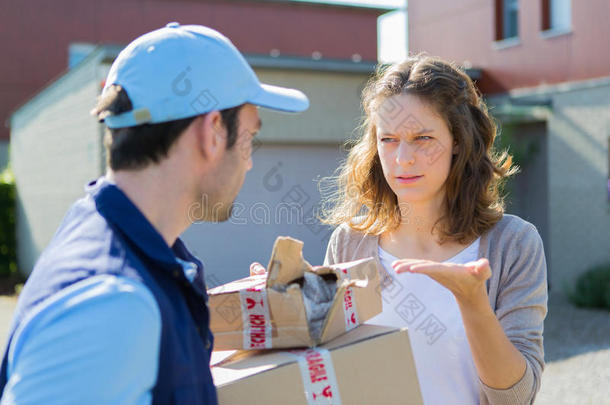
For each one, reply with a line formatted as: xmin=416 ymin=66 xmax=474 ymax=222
xmin=204 ymin=104 xmax=261 ymax=222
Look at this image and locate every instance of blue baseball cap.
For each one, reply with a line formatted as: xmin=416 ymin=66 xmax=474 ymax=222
xmin=102 ymin=22 xmax=309 ymax=128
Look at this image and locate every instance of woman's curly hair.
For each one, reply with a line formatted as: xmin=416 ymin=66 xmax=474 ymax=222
xmin=320 ymin=53 xmax=518 ymax=244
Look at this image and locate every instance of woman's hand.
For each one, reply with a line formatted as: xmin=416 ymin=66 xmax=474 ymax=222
xmin=392 ymin=258 xmax=492 ymax=305
xmin=250 ymin=262 xmax=267 ymax=276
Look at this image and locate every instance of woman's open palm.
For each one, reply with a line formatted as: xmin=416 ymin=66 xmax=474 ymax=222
xmin=392 ymin=258 xmax=492 ymax=302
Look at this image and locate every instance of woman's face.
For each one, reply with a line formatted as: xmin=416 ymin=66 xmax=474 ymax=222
xmin=375 ymin=93 xmax=456 ymax=206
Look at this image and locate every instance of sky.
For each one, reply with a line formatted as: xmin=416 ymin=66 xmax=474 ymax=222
xmin=292 ymin=0 xmax=408 ymax=63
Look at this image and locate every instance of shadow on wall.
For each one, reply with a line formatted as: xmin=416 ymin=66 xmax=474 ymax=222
xmin=14 ymin=184 xmax=40 ymax=277
xmin=545 ymin=104 xmax=610 ymax=292
xmin=499 ymin=121 xmax=550 ymax=289
xmin=0 ymin=142 xmax=8 ymax=171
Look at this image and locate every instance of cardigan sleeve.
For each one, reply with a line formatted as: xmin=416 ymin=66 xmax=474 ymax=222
xmin=323 ymin=225 xmax=340 ymax=266
xmin=479 ymin=222 xmax=548 ymax=405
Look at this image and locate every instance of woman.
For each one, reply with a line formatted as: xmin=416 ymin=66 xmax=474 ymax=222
xmin=320 ymin=54 xmax=548 ymax=404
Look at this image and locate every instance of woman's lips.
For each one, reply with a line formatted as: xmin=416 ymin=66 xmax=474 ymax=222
xmin=396 ymin=175 xmax=423 ymax=184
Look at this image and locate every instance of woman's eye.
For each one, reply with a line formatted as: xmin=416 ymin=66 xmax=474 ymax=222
xmin=380 ymin=137 xmax=396 ymax=143
xmin=415 ymin=136 xmax=433 ymax=141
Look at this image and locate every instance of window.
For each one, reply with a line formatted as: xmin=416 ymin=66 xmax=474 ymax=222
xmin=542 ymin=0 xmax=571 ymax=32
xmin=495 ymin=0 xmax=519 ymax=41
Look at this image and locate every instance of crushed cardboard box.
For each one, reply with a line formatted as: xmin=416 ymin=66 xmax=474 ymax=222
xmin=207 ymin=236 xmax=381 ymax=350
xmin=211 ymin=324 xmax=423 ymax=404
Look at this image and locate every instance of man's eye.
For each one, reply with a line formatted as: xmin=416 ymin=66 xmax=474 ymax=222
xmin=415 ymin=136 xmax=433 ymax=141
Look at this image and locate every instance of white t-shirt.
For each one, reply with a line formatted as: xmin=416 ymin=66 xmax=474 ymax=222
xmin=367 ymin=237 xmax=481 ymax=405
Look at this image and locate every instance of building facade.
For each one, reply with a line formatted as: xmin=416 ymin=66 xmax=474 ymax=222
xmin=408 ymin=0 xmax=610 ymax=291
xmin=0 ymin=0 xmax=388 ymax=168
xmin=8 ymin=1 xmax=391 ymax=284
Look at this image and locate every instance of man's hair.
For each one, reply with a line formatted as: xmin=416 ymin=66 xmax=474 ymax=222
xmin=91 ymin=85 xmax=242 ymax=171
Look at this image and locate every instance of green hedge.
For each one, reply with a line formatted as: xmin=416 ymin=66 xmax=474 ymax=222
xmin=566 ymin=263 xmax=610 ymax=310
xmin=0 ymin=168 xmax=17 ymax=278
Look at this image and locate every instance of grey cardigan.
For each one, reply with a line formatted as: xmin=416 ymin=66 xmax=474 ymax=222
xmin=323 ymin=214 xmax=548 ymax=405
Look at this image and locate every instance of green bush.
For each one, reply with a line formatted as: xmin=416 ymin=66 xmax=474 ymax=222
xmin=0 ymin=168 xmax=17 ymax=278
xmin=566 ymin=263 xmax=610 ymax=310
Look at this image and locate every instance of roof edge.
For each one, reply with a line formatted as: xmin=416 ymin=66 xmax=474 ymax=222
xmin=238 ymin=0 xmax=398 ymax=13
xmin=246 ymin=54 xmax=377 ymax=73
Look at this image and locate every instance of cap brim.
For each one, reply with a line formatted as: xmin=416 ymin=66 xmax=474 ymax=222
xmin=248 ymin=84 xmax=309 ymax=113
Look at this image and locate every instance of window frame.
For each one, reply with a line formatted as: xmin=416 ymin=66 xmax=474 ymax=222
xmin=541 ymin=0 xmax=572 ymax=38
xmin=494 ymin=0 xmax=520 ymax=48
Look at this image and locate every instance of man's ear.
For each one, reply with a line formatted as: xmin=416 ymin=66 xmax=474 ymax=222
xmin=197 ymin=111 xmax=226 ymax=161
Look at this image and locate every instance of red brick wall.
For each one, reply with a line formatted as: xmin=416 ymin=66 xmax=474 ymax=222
xmin=408 ymin=0 xmax=610 ymax=93
xmin=0 ymin=0 xmax=382 ymax=140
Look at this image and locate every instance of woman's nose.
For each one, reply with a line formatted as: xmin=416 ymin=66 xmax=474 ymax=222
xmin=396 ymin=141 xmax=415 ymax=166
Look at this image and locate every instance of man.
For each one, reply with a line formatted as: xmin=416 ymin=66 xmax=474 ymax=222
xmin=0 ymin=23 xmax=308 ymax=404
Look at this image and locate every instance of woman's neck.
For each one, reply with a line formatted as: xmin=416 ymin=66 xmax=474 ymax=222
xmin=378 ymin=195 xmax=481 ymax=263
xmin=396 ymin=196 xmax=445 ymax=235
xmin=383 ymin=217 xmax=440 ymax=252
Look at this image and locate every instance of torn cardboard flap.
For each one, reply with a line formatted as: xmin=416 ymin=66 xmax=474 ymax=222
xmin=265 ymin=237 xmax=309 ymax=288
xmin=208 ymin=236 xmax=382 ymax=350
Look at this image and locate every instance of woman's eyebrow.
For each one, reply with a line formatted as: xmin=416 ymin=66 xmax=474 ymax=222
xmin=378 ymin=128 xmax=435 ymax=136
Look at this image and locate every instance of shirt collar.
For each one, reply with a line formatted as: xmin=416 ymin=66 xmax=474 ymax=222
xmin=85 ymin=176 xmax=206 ymax=297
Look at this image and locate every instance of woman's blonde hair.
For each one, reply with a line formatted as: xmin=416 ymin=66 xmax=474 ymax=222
xmin=320 ymin=53 xmax=518 ymax=244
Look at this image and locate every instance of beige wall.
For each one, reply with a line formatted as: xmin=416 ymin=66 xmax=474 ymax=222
xmin=254 ymin=68 xmax=369 ymax=144
xmin=10 ymin=56 xmax=106 ymax=274
xmin=181 ymin=144 xmax=346 ymax=286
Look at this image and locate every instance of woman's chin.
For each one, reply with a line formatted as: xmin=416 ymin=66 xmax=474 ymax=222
xmin=393 ymin=192 xmax=428 ymax=204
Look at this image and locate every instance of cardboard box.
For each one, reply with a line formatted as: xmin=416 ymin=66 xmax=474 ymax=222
xmin=211 ymin=324 xmax=423 ymax=404
xmin=208 ymin=237 xmax=381 ymax=350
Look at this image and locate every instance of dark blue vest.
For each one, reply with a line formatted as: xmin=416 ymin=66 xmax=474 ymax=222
xmin=0 ymin=177 xmax=218 ymax=404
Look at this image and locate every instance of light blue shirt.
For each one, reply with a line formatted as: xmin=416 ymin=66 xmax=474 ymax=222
xmin=1 ymin=274 xmax=162 ymax=405
xmin=0 ymin=176 xmax=216 ymax=404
